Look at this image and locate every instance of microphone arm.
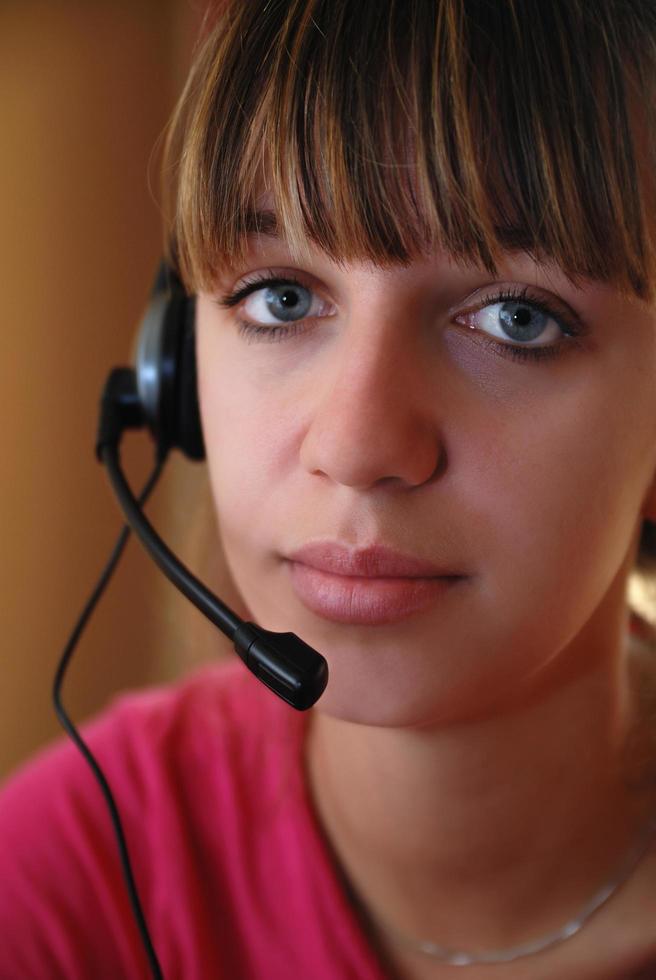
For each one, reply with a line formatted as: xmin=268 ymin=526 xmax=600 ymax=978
xmin=96 ymin=368 xmax=328 ymax=711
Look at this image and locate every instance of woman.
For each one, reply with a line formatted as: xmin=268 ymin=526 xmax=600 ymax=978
xmin=3 ymin=1 xmax=656 ymax=977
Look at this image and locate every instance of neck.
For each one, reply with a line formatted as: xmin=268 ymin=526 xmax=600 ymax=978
xmin=304 ymin=625 xmax=655 ymax=953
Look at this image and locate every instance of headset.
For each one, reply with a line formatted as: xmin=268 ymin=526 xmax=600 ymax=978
xmin=53 ymin=261 xmax=329 ymax=979
xmin=96 ymin=261 xmax=327 ymax=710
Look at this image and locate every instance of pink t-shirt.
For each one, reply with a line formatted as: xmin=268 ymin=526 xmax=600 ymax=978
xmin=0 ymin=659 xmax=386 ymax=980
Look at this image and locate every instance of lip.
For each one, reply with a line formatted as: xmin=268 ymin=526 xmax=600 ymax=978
xmin=287 ymin=542 xmax=459 ymax=578
xmin=285 ymin=543 xmax=465 ymax=625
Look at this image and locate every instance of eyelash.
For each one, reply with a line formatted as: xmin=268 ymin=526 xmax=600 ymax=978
xmin=217 ymin=274 xmax=584 ymax=364
xmin=469 ymin=285 xmax=582 ymax=363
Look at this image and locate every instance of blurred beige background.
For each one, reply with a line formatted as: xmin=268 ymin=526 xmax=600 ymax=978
xmin=1 ymin=0 xmax=241 ymax=781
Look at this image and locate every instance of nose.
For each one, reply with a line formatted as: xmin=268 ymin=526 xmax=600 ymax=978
xmin=299 ymin=325 xmax=445 ymax=490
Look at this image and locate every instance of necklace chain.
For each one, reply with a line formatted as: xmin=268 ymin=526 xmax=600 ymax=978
xmin=362 ymin=818 xmax=656 ymax=967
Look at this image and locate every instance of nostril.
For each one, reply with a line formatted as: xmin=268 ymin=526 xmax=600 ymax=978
xmin=300 ymin=411 xmax=445 ymax=490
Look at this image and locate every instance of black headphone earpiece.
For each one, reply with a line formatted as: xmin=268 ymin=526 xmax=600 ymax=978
xmin=133 ymin=262 xmax=205 ymax=461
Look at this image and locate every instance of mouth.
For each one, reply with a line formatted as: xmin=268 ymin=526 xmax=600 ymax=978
xmin=284 ymin=543 xmax=466 ymax=626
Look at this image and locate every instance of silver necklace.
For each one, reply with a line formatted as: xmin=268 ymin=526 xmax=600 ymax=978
xmin=361 ymin=818 xmax=656 ymax=967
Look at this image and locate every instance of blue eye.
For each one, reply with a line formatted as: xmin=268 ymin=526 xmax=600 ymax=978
xmin=456 ymin=286 xmax=585 ymax=363
xmin=217 ymin=274 xmax=333 ymax=337
xmin=218 ymin=275 xmax=585 ymax=359
xmin=245 ymin=283 xmax=313 ymax=323
xmin=498 ymin=301 xmax=549 ymax=342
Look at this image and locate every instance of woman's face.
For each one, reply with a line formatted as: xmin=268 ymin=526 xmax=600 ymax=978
xmin=195 ymin=231 xmax=656 ymax=726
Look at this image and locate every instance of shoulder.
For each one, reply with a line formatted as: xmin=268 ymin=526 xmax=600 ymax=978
xmin=0 ymin=654 xmax=309 ymax=862
xmin=0 ymin=658 xmax=309 ymax=979
xmin=1 ymin=656 xmax=300 ymax=823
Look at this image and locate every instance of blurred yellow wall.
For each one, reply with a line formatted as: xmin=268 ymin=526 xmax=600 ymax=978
xmin=0 ymin=0 xmax=237 ymax=781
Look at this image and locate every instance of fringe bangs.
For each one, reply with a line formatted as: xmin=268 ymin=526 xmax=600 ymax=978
xmin=163 ymin=0 xmax=656 ymax=301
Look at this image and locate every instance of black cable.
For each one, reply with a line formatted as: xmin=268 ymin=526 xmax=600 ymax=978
xmin=52 ymin=458 xmax=166 ymax=980
xmin=51 ymin=360 xmax=326 ymax=977
xmin=101 ymin=443 xmax=241 ymax=637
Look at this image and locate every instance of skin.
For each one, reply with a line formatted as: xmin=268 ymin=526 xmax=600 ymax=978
xmin=196 ymin=231 xmax=656 ymax=977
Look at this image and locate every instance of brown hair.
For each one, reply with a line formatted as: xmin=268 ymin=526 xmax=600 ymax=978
xmin=161 ymin=0 xmax=656 ymax=573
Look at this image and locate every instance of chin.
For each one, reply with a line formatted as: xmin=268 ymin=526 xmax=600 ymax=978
xmin=309 ymin=658 xmax=475 ymax=729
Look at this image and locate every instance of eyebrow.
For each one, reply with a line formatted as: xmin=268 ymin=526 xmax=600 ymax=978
xmin=492 ymin=225 xmax=542 ymax=254
xmin=242 ymin=208 xmax=546 ymax=260
xmin=243 ymin=209 xmax=280 ymax=237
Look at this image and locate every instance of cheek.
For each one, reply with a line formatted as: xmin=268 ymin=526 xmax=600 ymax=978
xmin=466 ymin=373 xmax=651 ymax=640
xmin=196 ymin=325 xmax=298 ymax=569
xmin=200 ymin=371 xmax=296 ymax=503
